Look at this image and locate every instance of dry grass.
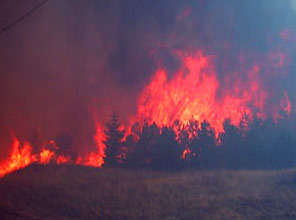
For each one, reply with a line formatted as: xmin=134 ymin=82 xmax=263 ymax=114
xmin=1 ymin=164 xmax=296 ymax=220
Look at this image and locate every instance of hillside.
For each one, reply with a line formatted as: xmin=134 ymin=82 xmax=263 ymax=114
xmin=1 ymin=164 xmax=296 ymax=220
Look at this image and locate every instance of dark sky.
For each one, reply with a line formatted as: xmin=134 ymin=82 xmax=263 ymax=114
xmin=0 ymin=0 xmax=296 ymax=159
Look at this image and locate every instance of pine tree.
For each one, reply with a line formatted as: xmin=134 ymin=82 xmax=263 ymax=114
xmin=150 ymin=126 xmax=183 ymax=170
xmin=189 ymin=120 xmax=217 ymax=169
xmin=125 ymin=122 xmax=160 ymax=169
xmin=103 ymin=111 xmax=124 ymax=167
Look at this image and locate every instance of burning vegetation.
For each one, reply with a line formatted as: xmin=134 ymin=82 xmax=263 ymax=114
xmin=0 ymin=47 xmax=294 ymax=176
xmin=1 ymin=0 xmax=296 ymax=176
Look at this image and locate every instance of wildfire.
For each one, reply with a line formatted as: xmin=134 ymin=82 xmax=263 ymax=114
xmin=40 ymin=149 xmax=54 ymax=164
xmin=90 ymin=123 xmax=106 ymax=167
xmin=0 ymin=120 xmax=107 ymax=177
xmin=135 ymin=51 xmax=289 ymax=133
xmin=0 ymin=136 xmax=33 ymax=177
xmin=0 ymin=50 xmax=292 ymax=178
xmin=282 ymin=91 xmax=291 ymax=115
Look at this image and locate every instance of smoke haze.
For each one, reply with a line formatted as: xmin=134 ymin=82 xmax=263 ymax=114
xmin=0 ymin=0 xmax=296 ymax=160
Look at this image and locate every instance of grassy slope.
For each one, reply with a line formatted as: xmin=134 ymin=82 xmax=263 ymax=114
xmin=1 ymin=165 xmax=296 ymax=220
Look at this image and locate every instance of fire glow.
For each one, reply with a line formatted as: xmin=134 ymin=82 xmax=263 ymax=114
xmin=135 ymin=51 xmax=291 ymax=133
xmin=0 ymin=49 xmax=292 ymax=177
xmin=0 ymin=124 xmax=106 ymax=177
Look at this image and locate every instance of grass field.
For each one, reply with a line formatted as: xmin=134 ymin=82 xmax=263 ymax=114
xmin=1 ymin=164 xmax=296 ymax=219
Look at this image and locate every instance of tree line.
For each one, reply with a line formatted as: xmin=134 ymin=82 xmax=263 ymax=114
xmin=103 ymin=111 xmax=296 ymax=170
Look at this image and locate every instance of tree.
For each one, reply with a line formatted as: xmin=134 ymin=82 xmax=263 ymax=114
xmin=177 ymin=119 xmax=198 ymax=168
xmin=125 ymin=122 xmax=160 ymax=169
xmin=103 ymin=111 xmax=125 ymax=167
xmin=150 ymin=126 xmax=183 ymax=170
xmin=189 ymin=120 xmax=217 ymax=169
xmin=219 ymin=119 xmax=243 ymax=169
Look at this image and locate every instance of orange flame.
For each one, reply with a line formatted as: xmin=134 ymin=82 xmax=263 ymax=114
xmin=0 ymin=48 xmax=292 ymax=177
xmin=88 ymin=123 xmax=106 ymax=167
xmin=56 ymin=155 xmax=70 ymax=164
xmin=182 ymin=149 xmax=191 ymax=159
xmin=39 ymin=149 xmax=54 ymax=164
xmin=282 ymin=90 xmax=291 ymax=115
xmin=0 ymin=136 xmax=34 ymax=177
xmin=0 ymin=125 xmax=106 ymax=177
xmin=76 ymin=122 xmax=106 ymax=167
xmin=136 ymin=51 xmax=264 ymax=134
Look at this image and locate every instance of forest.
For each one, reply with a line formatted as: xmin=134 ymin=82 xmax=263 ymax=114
xmin=103 ymin=111 xmax=296 ymax=170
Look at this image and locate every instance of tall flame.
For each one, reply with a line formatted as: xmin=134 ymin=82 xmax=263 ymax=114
xmin=135 ymin=51 xmax=288 ymax=133
xmin=82 ymin=123 xmax=106 ymax=167
xmin=0 ymin=49 xmax=292 ymax=177
xmin=0 ymin=136 xmax=33 ymax=177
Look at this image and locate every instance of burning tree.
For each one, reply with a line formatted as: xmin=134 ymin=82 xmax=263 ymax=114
xmin=103 ymin=112 xmax=125 ymax=167
xmin=124 ymin=122 xmax=183 ymax=170
xmin=1 ymin=1 xmax=296 ymax=177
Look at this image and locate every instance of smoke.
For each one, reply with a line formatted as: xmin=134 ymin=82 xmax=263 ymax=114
xmin=0 ymin=0 xmax=296 ymax=160
xmin=290 ymin=0 xmax=296 ymax=12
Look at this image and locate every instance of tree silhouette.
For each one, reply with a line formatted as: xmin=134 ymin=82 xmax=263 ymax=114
xmin=219 ymin=119 xmax=243 ymax=169
xmin=196 ymin=120 xmax=218 ymax=169
xmin=177 ymin=120 xmax=198 ymax=168
xmin=103 ymin=111 xmax=125 ymax=167
xmin=150 ymin=126 xmax=183 ymax=170
xmin=125 ymin=122 xmax=160 ymax=169
xmin=104 ymin=110 xmax=296 ymax=170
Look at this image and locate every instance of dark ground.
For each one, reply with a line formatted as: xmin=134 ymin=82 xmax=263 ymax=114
xmin=1 ymin=164 xmax=296 ymax=220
